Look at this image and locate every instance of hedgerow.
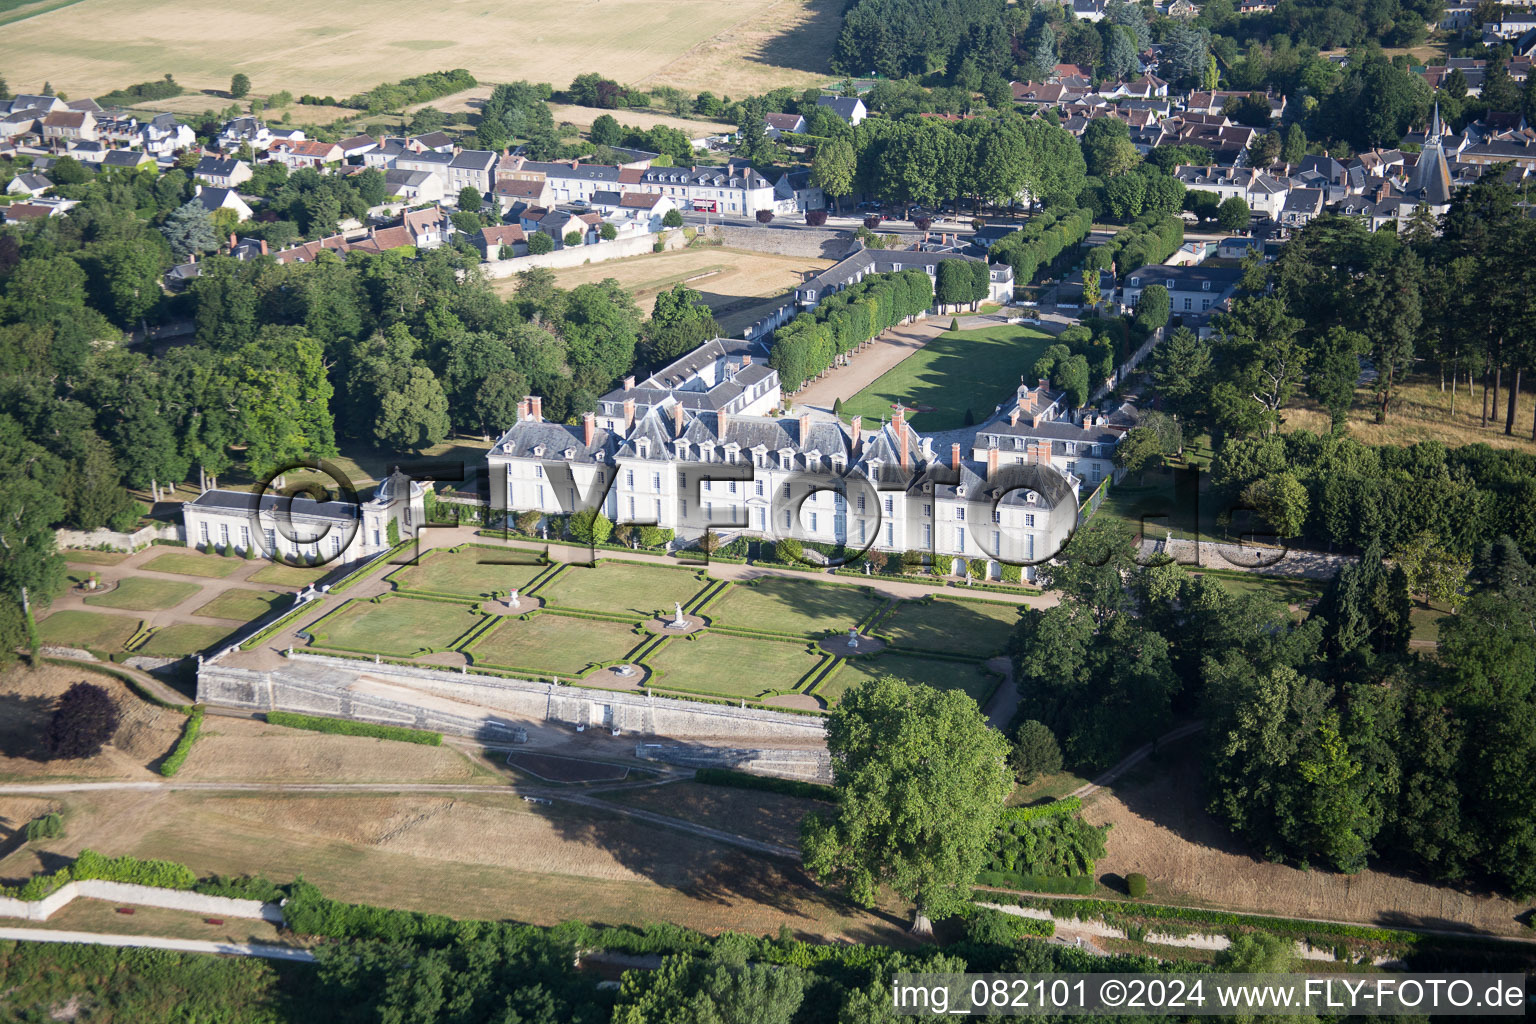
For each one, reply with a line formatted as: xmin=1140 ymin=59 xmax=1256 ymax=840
xmin=158 ymin=705 xmax=204 ymax=776
xmin=264 ymin=711 xmax=441 ymax=746
xmin=693 ymin=767 xmax=836 ymax=802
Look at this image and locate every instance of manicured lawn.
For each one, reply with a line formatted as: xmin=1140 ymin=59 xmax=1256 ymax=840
xmin=819 ymin=653 xmax=999 ymax=705
xmin=1204 ymin=573 xmax=1322 ymax=620
xmin=248 ymin=563 xmax=330 ymax=587
xmin=141 ymin=551 xmax=248 ymax=578
xmin=644 ymin=633 xmax=824 ymax=699
xmin=708 ymin=577 xmax=875 ymax=636
xmin=309 ymin=596 xmax=484 ymax=657
xmin=470 ymin=613 xmax=644 ymax=676
xmin=37 ymin=610 xmax=140 ymax=653
xmin=1410 ymin=602 xmax=1452 ymax=645
xmin=193 ymin=588 xmax=294 ymax=622
xmin=83 ymin=577 xmax=201 ymax=612
xmin=840 ymin=323 xmax=1056 ymax=432
xmin=877 ymin=596 xmax=1021 ymax=657
xmin=63 ymin=550 xmax=131 ymax=566
xmin=138 ymin=623 xmax=236 ymax=658
xmin=537 ymin=562 xmax=709 ymax=619
xmin=388 ymin=546 xmax=548 ymax=599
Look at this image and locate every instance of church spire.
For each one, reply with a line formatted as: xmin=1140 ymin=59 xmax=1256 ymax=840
xmin=1428 ymin=101 xmax=1443 ymax=145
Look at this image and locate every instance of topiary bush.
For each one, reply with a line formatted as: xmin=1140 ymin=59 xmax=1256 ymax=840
xmin=1127 ymin=872 xmax=1148 ymax=899
xmin=773 ymin=537 xmax=804 ymax=564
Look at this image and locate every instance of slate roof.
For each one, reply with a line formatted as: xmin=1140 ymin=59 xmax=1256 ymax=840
xmin=191 ymin=488 xmax=359 ymax=522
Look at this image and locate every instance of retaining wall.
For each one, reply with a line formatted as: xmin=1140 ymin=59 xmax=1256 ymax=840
xmin=480 ymin=229 xmax=686 ymax=279
xmin=199 ymin=653 xmax=827 ymax=745
xmin=635 ymin=743 xmax=831 ymax=781
xmin=716 ymin=225 xmax=855 ymax=259
xmin=0 ymin=880 xmax=281 ymax=924
xmin=57 ymin=523 xmax=179 ymax=552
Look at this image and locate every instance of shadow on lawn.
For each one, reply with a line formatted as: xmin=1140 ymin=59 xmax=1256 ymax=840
xmin=852 ymin=326 xmax=1055 ymax=432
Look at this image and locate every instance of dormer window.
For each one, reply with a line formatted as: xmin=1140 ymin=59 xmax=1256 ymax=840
xmin=637 ymin=439 xmax=650 ymax=458
xmin=595 ymin=452 xmax=605 ymax=462
xmin=532 ymin=444 xmax=545 ymax=458
xmin=957 ymin=485 xmax=967 ymax=498
xmin=564 ymin=448 xmax=575 ymax=460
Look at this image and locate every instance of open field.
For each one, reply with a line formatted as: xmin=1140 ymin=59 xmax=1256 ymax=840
xmin=2 ymin=0 xmax=828 ymax=103
xmin=1083 ymin=745 xmax=1536 ymax=937
xmin=181 ymin=717 xmax=501 ymax=784
xmin=547 ymin=103 xmax=733 ymax=136
xmin=82 ymin=577 xmax=201 ymax=612
xmin=388 ymin=546 xmax=547 ymax=599
xmin=521 ymin=248 xmax=833 ymax=337
xmin=819 ymin=653 xmax=999 ymax=705
xmin=708 ymin=576 xmax=876 ymax=636
xmin=1284 ymin=374 xmax=1536 ymax=452
xmin=600 ymin=780 xmax=821 ymax=846
xmin=537 ymin=562 xmax=709 ymax=618
xmin=3 ymin=787 xmax=909 ymax=943
xmin=0 ymin=664 xmax=184 ymax=782
xmin=643 ymin=632 xmax=823 ymax=698
xmin=140 ymin=552 xmax=247 ymax=579
xmin=876 ymin=596 xmax=1021 ymax=657
xmin=136 ymin=623 xmax=236 ymax=658
xmin=840 ymin=323 xmax=1057 ymax=432
xmin=37 ymin=610 xmax=141 ymax=654
xmin=192 ymin=588 xmax=292 ymax=622
xmin=470 ymin=613 xmax=644 ymax=676
xmin=309 ymin=596 xmax=483 ymax=657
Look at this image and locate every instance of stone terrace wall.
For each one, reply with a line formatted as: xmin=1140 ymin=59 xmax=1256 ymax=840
xmin=199 ymin=654 xmax=826 ymax=745
xmin=0 ymin=881 xmax=281 ymax=924
xmin=716 ymin=225 xmax=855 ymax=260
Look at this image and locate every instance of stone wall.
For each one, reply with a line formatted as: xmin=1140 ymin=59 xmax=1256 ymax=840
xmin=479 ymin=229 xmax=687 ymax=279
xmin=199 ymin=653 xmax=827 ymax=745
xmin=635 ymin=743 xmax=831 ymax=781
xmin=0 ymin=880 xmax=281 ymax=924
xmin=56 ymin=523 xmax=179 ymax=553
xmin=715 ymin=225 xmax=855 ymax=260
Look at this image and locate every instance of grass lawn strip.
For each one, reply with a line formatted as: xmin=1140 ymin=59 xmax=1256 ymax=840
xmin=137 ymin=623 xmax=236 ymax=658
xmin=642 ymin=632 xmax=823 ymax=700
xmin=818 ymin=651 xmax=999 ymax=705
xmin=876 ymin=595 xmax=1022 ymax=657
xmin=140 ymin=551 xmax=247 ymax=578
xmin=468 ymin=612 xmax=646 ymax=677
xmin=62 ymin=550 xmax=131 ymax=566
xmin=83 ymin=577 xmax=202 ymax=611
xmin=307 ymin=595 xmax=485 ymax=658
xmin=840 ymin=323 xmax=1056 ymax=432
xmin=38 ymin=610 xmax=142 ymax=653
xmin=707 ymin=576 xmax=876 ymax=637
xmin=247 ymin=563 xmax=330 ymax=587
xmin=192 ymin=588 xmax=294 ymax=622
xmin=387 ymin=545 xmax=550 ymax=599
xmin=535 ymin=560 xmax=710 ymax=619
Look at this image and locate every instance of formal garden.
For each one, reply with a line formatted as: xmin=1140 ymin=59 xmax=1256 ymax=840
xmin=295 ymin=547 xmax=1016 ymax=712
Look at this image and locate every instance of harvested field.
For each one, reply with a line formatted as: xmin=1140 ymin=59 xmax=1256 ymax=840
xmin=537 ymin=562 xmax=709 ymax=618
xmin=524 ymin=248 xmax=833 ymax=336
xmin=0 ymin=664 xmax=184 ymax=781
xmin=36 ymin=610 xmax=140 ymax=654
xmin=388 ymin=546 xmax=547 ymax=599
xmin=16 ymin=788 xmax=909 ymax=942
xmin=2 ymin=0 xmax=823 ymax=101
xmin=83 ymin=577 xmax=201 ymax=612
xmin=140 ymin=551 xmax=246 ymax=579
xmin=601 ymin=780 xmax=819 ymax=846
xmin=1084 ymin=746 xmax=1536 ymax=937
xmin=642 ymin=0 xmax=840 ymax=95
xmin=708 ymin=576 xmax=875 ymax=637
xmin=876 ymin=596 xmax=1022 ymax=657
xmin=643 ymin=632 xmax=823 ymax=698
xmin=547 ymin=103 xmax=732 ymax=136
xmin=470 ymin=612 xmax=644 ymax=676
xmin=819 ymin=652 xmax=999 ymax=705
xmin=506 ymin=752 xmax=628 ymax=783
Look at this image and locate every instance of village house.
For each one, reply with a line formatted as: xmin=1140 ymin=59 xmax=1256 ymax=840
xmin=267 ymin=139 xmax=343 ymax=170
xmin=217 ymin=116 xmax=272 ymax=151
xmin=447 ymin=149 xmax=498 ymax=198
xmin=763 ymin=112 xmax=806 ymax=139
xmin=1123 ymin=264 xmax=1243 ymax=318
xmin=476 ymin=224 xmax=528 ymax=261
xmin=194 ymin=155 xmax=254 ymax=189
xmin=382 ymin=168 xmax=445 ymax=204
xmin=194 ymin=184 xmax=254 ymax=221
xmin=6 ymin=173 xmax=52 ymax=197
xmin=99 ymin=149 xmax=156 ymax=172
xmin=815 ymin=96 xmax=867 ymax=125
xmin=635 ymin=163 xmax=777 ymax=215
xmin=41 ymin=109 xmax=96 ymax=149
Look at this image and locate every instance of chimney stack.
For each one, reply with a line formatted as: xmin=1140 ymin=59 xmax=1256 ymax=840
xmin=672 ymin=402 xmax=686 ymax=436
xmin=798 ymin=412 xmax=810 ymax=443
xmin=742 ymin=354 xmax=752 ymax=366
xmin=1009 ymin=409 xmax=1020 ymax=426
xmin=1032 ymin=440 xmax=1052 ymax=466
xmin=528 ymin=396 xmax=543 ymax=422
xmin=229 ymin=232 xmax=237 ymax=249
xmin=951 ymin=442 xmax=962 ymax=469
xmin=849 ymin=415 xmax=862 ymax=452
xmin=717 ymin=408 xmax=729 ymax=440
xmin=623 ymin=375 xmax=636 ymax=391
xmin=260 ymin=239 xmax=268 ymax=255
xmin=517 ymin=398 xmax=530 ymax=422
xmin=987 ymin=447 xmax=999 ymax=477
xmin=1038 ymin=378 xmax=1049 ymax=391
xmin=623 ymin=398 xmax=636 ymax=431
xmin=583 ymin=412 xmax=595 ymax=447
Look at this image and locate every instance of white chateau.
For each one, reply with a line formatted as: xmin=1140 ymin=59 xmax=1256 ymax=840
xmin=487 ymin=339 xmax=1133 ymax=577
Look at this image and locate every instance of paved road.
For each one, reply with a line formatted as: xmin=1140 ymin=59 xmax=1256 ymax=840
xmin=0 ymin=927 xmax=316 ymax=962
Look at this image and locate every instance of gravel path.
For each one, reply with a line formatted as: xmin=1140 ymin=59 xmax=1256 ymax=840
xmin=0 ymin=927 xmax=316 ymax=962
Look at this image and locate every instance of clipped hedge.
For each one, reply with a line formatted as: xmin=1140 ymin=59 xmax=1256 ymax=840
xmin=159 ymin=705 xmax=204 ymax=777
xmin=976 ymin=870 xmax=1097 ymax=894
xmin=694 ymin=767 xmax=836 ymax=802
xmin=0 ymin=849 xmax=197 ymax=900
xmin=265 ymin=710 xmax=442 ymax=746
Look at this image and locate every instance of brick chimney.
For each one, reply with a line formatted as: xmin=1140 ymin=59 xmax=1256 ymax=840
xmin=516 ymin=398 xmax=529 ymax=422
xmin=1032 ymin=440 xmax=1051 ymax=465
xmin=623 ymin=375 xmax=636 ymax=391
xmin=798 ymin=412 xmax=810 ymax=442
xmin=583 ymin=412 xmax=595 ymax=447
xmin=717 ymin=408 xmax=729 ymax=440
xmin=742 ymin=354 xmax=752 ymax=366
xmin=672 ymin=402 xmax=686 ymax=436
xmin=849 ymin=415 xmax=862 ymax=452
xmin=259 ymin=239 xmax=268 ymax=255
xmin=1009 ymin=409 xmax=1020 ymax=426
xmin=987 ymin=447 xmax=999 ymax=477
xmin=951 ymin=442 xmax=962 ymax=469
xmin=1038 ymin=378 xmax=1049 ymax=391
xmin=528 ymin=396 xmax=543 ymax=422
xmin=229 ymin=232 xmax=237 ymax=249
xmin=623 ymin=398 xmax=636 ymax=431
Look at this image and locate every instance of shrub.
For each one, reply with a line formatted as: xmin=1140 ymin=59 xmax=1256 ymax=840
xmin=24 ymin=813 xmax=63 ymax=842
xmin=527 ymin=232 xmax=554 ymax=255
xmin=599 ymin=222 xmax=617 ymax=241
xmin=773 ymin=537 xmax=804 ymax=564
xmin=863 ymin=548 xmax=888 ymax=573
xmin=913 ymin=216 xmax=931 ymax=230
xmin=756 ymin=210 xmax=774 ymax=224
xmin=662 ymin=208 xmax=684 ymax=227
xmin=653 ymin=239 xmax=666 ymax=252
xmin=949 ymin=317 xmax=959 ymax=331
xmin=805 ymin=209 xmax=827 ymax=226
xmin=1127 ymin=873 xmax=1148 ymax=899
xmin=563 ymin=230 xmax=583 ymax=246
xmin=693 ymin=767 xmax=836 ymax=802
xmin=975 ymin=871 xmax=1096 ymax=894
xmin=964 ymin=906 xmax=1054 ymax=945
xmin=1009 ymin=720 xmax=1063 ymax=784
xmin=637 ymin=525 xmax=673 ymax=549
xmin=159 ymin=705 xmax=204 ymax=777
xmin=514 ymin=510 xmax=543 ymax=536
xmin=193 ymin=873 xmax=284 ymax=902
xmin=47 ymin=683 xmax=119 ymax=760
xmin=265 ymin=710 xmax=442 ymax=745
xmin=569 ymin=508 xmax=613 ymax=545
xmin=932 ymin=553 xmax=954 ymax=576
xmin=863 ymin=215 xmax=881 ymax=229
